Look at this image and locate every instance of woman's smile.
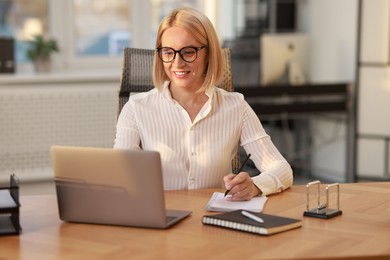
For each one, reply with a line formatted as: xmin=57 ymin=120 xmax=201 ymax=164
xmin=174 ymin=71 xmax=189 ymax=77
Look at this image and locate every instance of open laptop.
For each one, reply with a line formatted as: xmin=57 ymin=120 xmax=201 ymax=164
xmin=51 ymin=145 xmax=191 ymax=229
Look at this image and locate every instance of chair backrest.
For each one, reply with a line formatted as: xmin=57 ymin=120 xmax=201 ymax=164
xmin=118 ymin=48 xmax=155 ymax=114
xmin=118 ymin=47 xmax=240 ymax=171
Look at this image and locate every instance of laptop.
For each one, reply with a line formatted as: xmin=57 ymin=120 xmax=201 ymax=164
xmin=50 ymin=145 xmax=191 ymax=229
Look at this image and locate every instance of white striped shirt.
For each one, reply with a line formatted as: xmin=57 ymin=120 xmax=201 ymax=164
xmin=114 ymin=81 xmax=293 ymax=195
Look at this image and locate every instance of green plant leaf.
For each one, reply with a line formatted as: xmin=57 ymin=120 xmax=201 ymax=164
xmin=27 ymin=35 xmax=60 ymax=61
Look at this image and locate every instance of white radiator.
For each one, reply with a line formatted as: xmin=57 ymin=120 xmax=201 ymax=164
xmin=0 ymin=84 xmax=118 ymax=183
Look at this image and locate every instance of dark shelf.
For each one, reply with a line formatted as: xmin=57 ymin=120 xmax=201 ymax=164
xmin=0 ymin=174 xmax=21 ymax=236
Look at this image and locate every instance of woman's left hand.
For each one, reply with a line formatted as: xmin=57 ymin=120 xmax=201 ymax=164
xmin=223 ymin=172 xmax=261 ymax=201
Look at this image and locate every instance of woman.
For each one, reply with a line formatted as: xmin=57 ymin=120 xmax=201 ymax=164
xmin=114 ymin=7 xmax=293 ymax=201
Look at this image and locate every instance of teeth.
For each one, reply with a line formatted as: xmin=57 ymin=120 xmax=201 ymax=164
xmin=175 ymin=71 xmax=186 ymax=75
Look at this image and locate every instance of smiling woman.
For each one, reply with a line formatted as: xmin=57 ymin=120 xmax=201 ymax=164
xmin=153 ymin=8 xmax=223 ymax=93
xmin=159 ymin=26 xmax=209 ymax=97
xmin=114 ymin=7 xmax=293 ymax=201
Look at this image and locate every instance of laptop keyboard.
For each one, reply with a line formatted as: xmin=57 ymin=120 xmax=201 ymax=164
xmin=166 ymin=216 xmax=177 ymax=223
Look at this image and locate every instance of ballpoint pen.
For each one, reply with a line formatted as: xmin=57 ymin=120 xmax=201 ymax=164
xmin=224 ymin=153 xmax=251 ymax=197
xmin=241 ymin=210 xmax=264 ymax=223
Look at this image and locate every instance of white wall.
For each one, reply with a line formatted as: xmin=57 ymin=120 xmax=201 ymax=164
xmin=297 ymin=0 xmax=358 ymax=182
xmin=298 ymin=0 xmax=358 ymax=83
xmin=357 ymin=0 xmax=390 ymax=179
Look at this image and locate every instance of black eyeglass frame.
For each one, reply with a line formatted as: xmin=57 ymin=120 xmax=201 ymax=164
xmin=156 ymin=45 xmax=207 ymax=63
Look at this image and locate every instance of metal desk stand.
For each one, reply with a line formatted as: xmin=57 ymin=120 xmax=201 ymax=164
xmin=303 ymin=180 xmax=342 ymax=219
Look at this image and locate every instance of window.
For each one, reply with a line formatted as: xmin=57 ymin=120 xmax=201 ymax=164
xmin=150 ymin=0 xmax=204 ymax=47
xmin=73 ymin=0 xmax=131 ymax=57
xmin=58 ymin=0 xmax=206 ymax=71
xmin=0 ymin=0 xmax=48 ymax=64
xmin=0 ymin=0 xmax=216 ymax=73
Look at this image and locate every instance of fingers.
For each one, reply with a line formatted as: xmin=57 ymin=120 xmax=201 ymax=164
xmin=223 ymin=172 xmax=244 ymax=191
xmin=229 ymin=185 xmax=252 ymax=201
xmin=225 ymin=172 xmax=254 ymax=201
xmin=228 ymin=172 xmax=250 ymax=187
xmin=223 ymin=173 xmax=236 ymax=183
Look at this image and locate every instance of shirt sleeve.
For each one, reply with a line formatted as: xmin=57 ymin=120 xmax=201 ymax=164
xmin=240 ymin=101 xmax=293 ymax=196
xmin=113 ymin=98 xmax=141 ymax=150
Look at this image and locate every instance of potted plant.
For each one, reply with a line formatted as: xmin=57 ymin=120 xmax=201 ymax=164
xmin=27 ymin=35 xmax=59 ymax=73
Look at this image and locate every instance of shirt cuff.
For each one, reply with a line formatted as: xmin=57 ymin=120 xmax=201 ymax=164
xmin=252 ymin=172 xmax=285 ymax=196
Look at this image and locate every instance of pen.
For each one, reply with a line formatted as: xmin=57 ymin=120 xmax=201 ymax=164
xmin=224 ymin=153 xmax=251 ymax=197
xmin=241 ymin=210 xmax=264 ymax=224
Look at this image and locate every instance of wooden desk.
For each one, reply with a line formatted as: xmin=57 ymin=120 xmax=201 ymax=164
xmin=0 ymin=182 xmax=389 ymax=259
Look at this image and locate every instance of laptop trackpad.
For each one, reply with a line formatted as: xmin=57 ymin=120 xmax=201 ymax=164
xmin=166 ymin=209 xmax=191 ymax=227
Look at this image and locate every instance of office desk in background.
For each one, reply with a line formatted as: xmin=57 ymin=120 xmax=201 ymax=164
xmin=0 ymin=182 xmax=389 ymax=259
xmin=236 ymin=83 xmax=354 ymax=183
xmin=235 ymin=83 xmax=349 ymax=116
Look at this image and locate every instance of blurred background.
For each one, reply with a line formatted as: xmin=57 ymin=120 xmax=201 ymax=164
xmin=1 ymin=0 xmax=389 ymax=194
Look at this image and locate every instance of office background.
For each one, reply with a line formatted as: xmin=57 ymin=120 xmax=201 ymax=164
xmin=0 ymin=0 xmax=389 ymax=194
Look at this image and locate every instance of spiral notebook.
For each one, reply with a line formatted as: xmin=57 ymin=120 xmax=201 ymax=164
xmin=202 ymin=210 xmax=302 ymax=235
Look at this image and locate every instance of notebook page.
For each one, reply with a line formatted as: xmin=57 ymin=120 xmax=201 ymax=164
xmin=206 ymin=192 xmax=268 ymax=212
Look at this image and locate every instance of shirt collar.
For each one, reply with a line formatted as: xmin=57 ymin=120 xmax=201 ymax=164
xmin=161 ymin=81 xmax=174 ymax=102
xmin=205 ymin=85 xmax=214 ymax=100
xmin=161 ymin=81 xmax=215 ymax=102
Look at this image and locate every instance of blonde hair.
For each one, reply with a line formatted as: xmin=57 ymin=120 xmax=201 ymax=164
xmin=153 ymin=7 xmax=223 ymax=92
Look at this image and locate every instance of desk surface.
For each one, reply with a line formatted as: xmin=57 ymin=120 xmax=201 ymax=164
xmin=1 ymin=182 xmax=389 ymax=259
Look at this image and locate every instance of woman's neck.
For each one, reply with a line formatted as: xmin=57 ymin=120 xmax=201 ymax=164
xmin=169 ymin=84 xmax=209 ymax=122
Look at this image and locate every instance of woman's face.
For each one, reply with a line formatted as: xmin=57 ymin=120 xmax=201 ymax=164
xmin=160 ymin=26 xmax=207 ymax=92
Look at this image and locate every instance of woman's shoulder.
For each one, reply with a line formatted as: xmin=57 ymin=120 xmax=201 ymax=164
xmin=130 ymin=81 xmax=169 ymax=103
xmin=214 ymin=86 xmax=245 ymax=101
xmin=129 ymin=88 xmax=159 ymax=102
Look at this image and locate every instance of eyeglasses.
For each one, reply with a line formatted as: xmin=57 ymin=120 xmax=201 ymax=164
xmin=156 ymin=46 xmax=207 ymax=63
